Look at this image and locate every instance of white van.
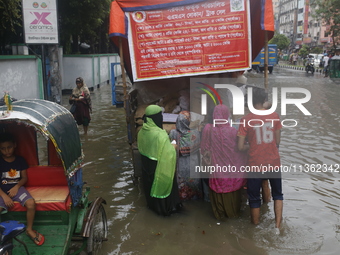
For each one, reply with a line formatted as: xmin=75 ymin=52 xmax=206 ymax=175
xmin=309 ymin=54 xmax=324 ymax=67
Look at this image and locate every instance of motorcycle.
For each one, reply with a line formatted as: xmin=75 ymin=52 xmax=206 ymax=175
xmin=0 ymin=221 xmax=29 ymax=255
xmin=305 ymin=60 xmax=315 ymax=74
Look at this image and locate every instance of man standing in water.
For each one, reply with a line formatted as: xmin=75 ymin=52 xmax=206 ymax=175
xmin=237 ymin=87 xmax=283 ymax=234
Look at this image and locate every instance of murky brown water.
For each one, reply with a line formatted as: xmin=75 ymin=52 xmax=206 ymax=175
xmin=63 ymin=69 xmax=340 ymax=255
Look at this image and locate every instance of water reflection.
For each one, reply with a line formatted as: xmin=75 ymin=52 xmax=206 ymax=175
xmin=63 ymin=69 xmax=340 ymax=254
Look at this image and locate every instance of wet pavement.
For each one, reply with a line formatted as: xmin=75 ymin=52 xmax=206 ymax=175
xmin=63 ymin=68 xmax=340 ymax=255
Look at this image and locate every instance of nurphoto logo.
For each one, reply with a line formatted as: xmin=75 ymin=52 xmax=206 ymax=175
xmin=201 ymin=85 xmax=311 ymax=116
xmin=194 ymin=81 xmax=312 ymax=128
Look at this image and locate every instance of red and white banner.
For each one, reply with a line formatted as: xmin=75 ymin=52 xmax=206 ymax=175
xmin=127 ymin=0 xmax=251 ymax=81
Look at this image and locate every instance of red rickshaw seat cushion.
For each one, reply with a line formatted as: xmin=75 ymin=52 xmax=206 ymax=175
xmin=9 ymin=166 xmax=71 ymax=212
xmin=25 ymin=166 xmax=68 ymax=186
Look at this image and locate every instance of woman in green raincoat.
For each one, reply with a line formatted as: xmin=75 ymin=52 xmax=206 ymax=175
xmin=137 ymin=105 xmax=181 ymax=216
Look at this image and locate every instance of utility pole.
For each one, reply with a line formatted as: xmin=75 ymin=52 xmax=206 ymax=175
xmin=48 ymin=45 xmax=62 ymax=104
xmin=292 ymin=0 xmax=299 ymax=50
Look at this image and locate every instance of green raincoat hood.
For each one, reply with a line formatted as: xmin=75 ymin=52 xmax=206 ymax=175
xmin=138 ymin=105 xmax=176 ymax=198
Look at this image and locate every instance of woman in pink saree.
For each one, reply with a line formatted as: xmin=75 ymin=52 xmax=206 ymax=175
xmin=201 ymin=104 xmax=247 ymax=220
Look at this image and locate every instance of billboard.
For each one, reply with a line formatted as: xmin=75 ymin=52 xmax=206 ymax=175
xmin=22 ymin=0 xmax=59 ymax=44
xmin=126 ymin=0 xmax=251 ymax=82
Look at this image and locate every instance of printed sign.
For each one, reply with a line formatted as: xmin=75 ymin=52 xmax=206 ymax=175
xmin=127 ymin=0 xmax=251 ymax=82
xmin=22 ymin=0 xmax=59 ymax=44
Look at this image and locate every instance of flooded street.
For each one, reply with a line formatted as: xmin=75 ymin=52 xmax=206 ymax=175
xmin=63 ymin=68 xmax=340 ymax=255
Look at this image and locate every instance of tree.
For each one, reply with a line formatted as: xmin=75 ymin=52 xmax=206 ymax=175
xmin=269 ymin=33 xmax=290 ymax=51
xmin=311 ymin=47 xmax=323 ymax=54
xmin=311 ymin=0 xmax=340 ymax=50
xmin=299 ymin=45 xmax=309 ymax=57
xmin=58 ymin=0 xmax=112 ymax=54
xmin=0 ymin=0 xmax=23 ymax=47
xmin=0 ymin=0 xmax=112 ymax=54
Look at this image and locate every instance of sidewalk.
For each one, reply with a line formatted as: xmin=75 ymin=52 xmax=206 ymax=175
xmin=277 ymin=60 xmax=323 ymax=73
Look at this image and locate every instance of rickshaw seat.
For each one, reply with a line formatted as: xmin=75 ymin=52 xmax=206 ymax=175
xmin=9 ymin=166 xmax=71 ymax=212
xmin=25 ymin=166 xmax=68 ymax=186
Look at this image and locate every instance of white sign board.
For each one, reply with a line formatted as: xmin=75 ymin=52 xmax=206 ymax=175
xmin=22 ymin=0 xmax=59 ymax=44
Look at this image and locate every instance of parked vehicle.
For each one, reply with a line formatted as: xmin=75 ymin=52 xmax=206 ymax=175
xmin=252 ymin=44 xmax=278 ymax=73
xmin=0 ymin=99 xmax=108 ymax=255
xmin=309 ymin=53 xmax=324 ymax=67
xmin=329 ymin=58 xmax=340 ymax=84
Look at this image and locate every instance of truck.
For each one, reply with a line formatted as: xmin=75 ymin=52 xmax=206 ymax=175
xmin=329 ymin=58 xmax=340 ymax=84
xmin=109 ymin=0 xmax=275 ymax=178
xmin=251 ymin=44 xmax=277 ymax=74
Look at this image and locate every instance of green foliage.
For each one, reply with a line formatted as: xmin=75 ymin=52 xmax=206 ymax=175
xmin=0 ymin=0 xmax=21 ymax=32
xmin=311 ymin=0 xmax=340 ymax=49
xmin=0 ymin=0 xmax=112 ymax=54
xmin=58 ymin=0 xmax=112 ymax=54
xmin=299 ymin=45 xmax=309 ymax=57
xmin=311 ymin=47 xmax=323 ymax=54
xmin=0 ymin=0 xmax=22 ymax=46
xmin=269 ymin=33 xmax=290 ymax=51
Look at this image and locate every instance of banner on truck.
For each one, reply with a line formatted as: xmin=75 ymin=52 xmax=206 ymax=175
xmin=126 ymin=0 xmax=251 ymax=82
xmin=22 ymin=0 xmax=59 ymax=44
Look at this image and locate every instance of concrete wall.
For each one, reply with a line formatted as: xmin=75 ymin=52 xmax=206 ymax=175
xmin=0 ymin=53 xmax=122 ymax=100
xmin=62 ymin=54 xmax=121 ymax=90
xmin=0 ymin=56 xmax=43 ymax=99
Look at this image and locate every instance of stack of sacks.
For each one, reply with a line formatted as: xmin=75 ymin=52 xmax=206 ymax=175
xmin=158 ymin=93 xmax=179 ymax=113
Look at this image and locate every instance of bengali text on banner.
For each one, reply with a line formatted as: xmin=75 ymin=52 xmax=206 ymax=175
xmin=127 ymin=0 xmax=251 ymax=82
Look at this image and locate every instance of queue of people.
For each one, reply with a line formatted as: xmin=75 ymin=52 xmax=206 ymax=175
xmin=323 ymin=48 xmax=340 ymax=77
xmin=137 ymin=87 xmax=283 ymax=233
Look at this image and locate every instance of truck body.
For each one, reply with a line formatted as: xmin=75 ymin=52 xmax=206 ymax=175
xmin=252 ymin=44 xmax=277 ymax=73
xmin=329 ymin=58 xmax=340 ymax=84
xmin=109 ymin=0 xmax=275 ymax=178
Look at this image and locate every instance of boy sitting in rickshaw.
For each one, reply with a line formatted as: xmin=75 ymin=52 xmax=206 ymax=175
xmin=0 ymin=133 xmax=45 ymax=246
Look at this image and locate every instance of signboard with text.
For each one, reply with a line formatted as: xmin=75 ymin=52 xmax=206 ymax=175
xmin=127 ymin=0 xmax=251 ymax=82
xmin=22 ymin=0 xmax=59 ymax=44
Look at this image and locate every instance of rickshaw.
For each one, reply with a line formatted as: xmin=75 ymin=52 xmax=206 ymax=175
xmin=0 ymin=98 xmax=108 ymax=255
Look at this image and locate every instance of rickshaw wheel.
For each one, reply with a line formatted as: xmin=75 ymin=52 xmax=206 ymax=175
xmin=86 ymin=204 xmax=108 ymax=255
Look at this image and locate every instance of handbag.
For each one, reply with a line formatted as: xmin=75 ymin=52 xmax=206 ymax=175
xmin=70 ymin=104 xmax=77 ymax=114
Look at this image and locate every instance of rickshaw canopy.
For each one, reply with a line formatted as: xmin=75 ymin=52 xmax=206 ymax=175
xmin=0 ymin=99 xmax=83 ymax=177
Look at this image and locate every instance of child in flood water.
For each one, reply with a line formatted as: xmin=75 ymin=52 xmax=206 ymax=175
xmin=237 ymin=87 xmax=283 ymax=234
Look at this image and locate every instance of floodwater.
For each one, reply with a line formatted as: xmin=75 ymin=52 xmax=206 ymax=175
xmin=63 ymin=68 xmax=340 ymax=255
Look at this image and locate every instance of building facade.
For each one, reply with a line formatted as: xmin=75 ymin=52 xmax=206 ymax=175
xmin=277 ymin=0 xmax=333 ymax=52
